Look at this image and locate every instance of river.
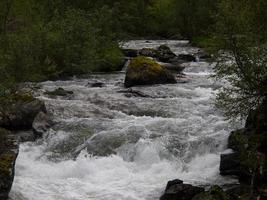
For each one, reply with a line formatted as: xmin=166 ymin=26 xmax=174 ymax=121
xmin=10 ymin=40 xmax=238 ymax=200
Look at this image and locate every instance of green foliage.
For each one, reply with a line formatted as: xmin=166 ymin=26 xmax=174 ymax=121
xmin=213 ymin=0 xmax=267 ymax=120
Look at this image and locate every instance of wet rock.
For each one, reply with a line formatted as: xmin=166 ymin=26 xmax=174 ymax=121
xmin=0 ymin=128 xmax=19 ymax=200
xmin=122 ymin=49 xmax=138 ymax=57
xmin=32 ymin=111 xmax=54 ymax=138
xmin=139 ymin=48 xmax=158 ymax=57
xmin=124 ymin=56 xmax=176 ymax=88
xmin=157 ymin=45 xmax=176 ymax=62
xmin=89 ymin=82 xmax=105 ymax=88
xmin=220 ymin=152 xmax=241 ymax=176
xmin=45 ymin=87 xmax=74 ymax=96
xmin=0 ymin=93 xmax=46 ymax=130
xmin=160 ymin=179 xmax=204 ymax=200
xmin=118 ymin=88 xmax=152 ymax=98
xmin=178 ymin=54 xmax=196 ymax=62
xmin=162 ymin=63 xmax=185 ymax=73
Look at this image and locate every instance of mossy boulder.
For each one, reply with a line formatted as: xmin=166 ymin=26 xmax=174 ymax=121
xmin=124 ymin=56 xmax=177 ymax=87
xmin=0 ymin=92 xmax=46 ymax=130
xmin=0 ymin=128 xmax=19 ymax=200
xmin=45 ymin=87 xmax=74 ymax=96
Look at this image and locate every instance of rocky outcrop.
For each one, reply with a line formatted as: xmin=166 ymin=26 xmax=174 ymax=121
xmin=139 ymin=48 xmax=158 ymax=57
xmin=0 ymin=93 xmax=46 ymax=130
xmin=220 ymin=98 xmax=267 ymax=197
xmin=124 ymin=56 xmax=177 ymax=87
xmin=0 ymin=128 xmax=19 ymax=200
xmin=160 ymin=179 xmax=204 ymax=200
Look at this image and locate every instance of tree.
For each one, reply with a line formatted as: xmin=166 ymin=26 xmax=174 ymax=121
xmin=214 ymin=0 xmax=267 ymax=120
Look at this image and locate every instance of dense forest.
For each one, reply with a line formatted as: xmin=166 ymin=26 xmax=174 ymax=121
xmin=0 ymin=0 xmax=267 ymax=199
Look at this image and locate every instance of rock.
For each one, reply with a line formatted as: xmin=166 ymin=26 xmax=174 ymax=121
xmin=192 ymin=185 xmax=229 ymax=200
xmin=45 ymin=87 xmax=73 ymax=96
xmin=157 ymin=45 xmax=176 ymax=62
xmin=228 ymin=129 xmax=248 ymax=151
xmin=118 ymin=88 xmax=152 ymax=98
xmin=220 ymin=152 xmax=241 ymax=176
xmin=178 ymin=54 xmax=196 ymax=62
xmin=0 ymin=93 xmax=46 ymax=130
xmin=121 ymin=49 xmax=138 ymax=57
xmin=124 ymin=56 xmax=177 ymax=88
xmin=0 ymin=128 xmax=19 ymax=200
xmin=32 ymin=111 xmax=54 ymax=138
xmin=90 ymin=82 xmax=105 ymax=88
xmin=161 ymin=63 xmax=185 ymax=73
xmin=160 ymin=179 xmax=204 ymax=200
xmin=139 ymin=48 xmax=158 ymax=57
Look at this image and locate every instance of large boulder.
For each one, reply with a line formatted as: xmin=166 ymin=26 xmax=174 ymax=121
xmin=0 ymin=128 xmax=19 ymax=200
xmin=0 ymin=93 xmax=46 ymax=130
xmin=160 ymin=179 xmax=204 ymax=200
xmin=139 ymin=48 xmax=158 ymax=58
xmin=124 ymin=56 xmax=177 ymax=88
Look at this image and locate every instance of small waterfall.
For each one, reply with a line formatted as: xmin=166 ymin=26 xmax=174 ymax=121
xmin=121 ymin=58 xmax=131 ymax=72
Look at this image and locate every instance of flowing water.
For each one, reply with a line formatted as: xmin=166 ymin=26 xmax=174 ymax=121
xmin=10 ymin=40 xmax=238 ymax=200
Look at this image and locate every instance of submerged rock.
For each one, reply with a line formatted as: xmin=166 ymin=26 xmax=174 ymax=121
xmin=160 ymin=179 xmax=204 ymax=200
xmin=89 ymin=82 xmax=105 ymax=88
xmin=45 ymin=87 xmax=73 ymax=97
xmin=124 ymin=56 xmax=177 ymax=87
xmin=0 ymin=128 xmax=19 ymax=200
xmin=0 ymin=93 xmax=46 ymax=130
xmin=178 ymin=54 xmax=196 ymax=62
xmin=32 ymin=111 xmax=54 ymax=138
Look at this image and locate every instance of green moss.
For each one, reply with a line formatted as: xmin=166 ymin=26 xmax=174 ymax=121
xmin=129 ymin=56 xmax=162 ymax=74
xmin=0 ymin=153 xmax=16 ymax=176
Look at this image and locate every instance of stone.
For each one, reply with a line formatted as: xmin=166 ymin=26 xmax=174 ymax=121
xmin=160 ymin=179 xmax=204 ymax=200
xmin=45 ymin=87 xmax=73 ymax=96
xmin=121 ymin=49 xmax=139 ymax=57
xmin=0 ymin=93 xmax=46 ymax=130
xmin=124 ymin=56 xmax=177 ymax=88
xmin=178 ymin=54 xmax=196 ymax=62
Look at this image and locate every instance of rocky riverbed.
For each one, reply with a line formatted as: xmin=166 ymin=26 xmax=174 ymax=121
xmin=7 ymin=40 xmax=240 ymax=200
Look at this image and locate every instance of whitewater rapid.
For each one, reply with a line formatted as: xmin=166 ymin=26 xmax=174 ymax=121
xmin=10 ymin=40 xmax=238 ymax=200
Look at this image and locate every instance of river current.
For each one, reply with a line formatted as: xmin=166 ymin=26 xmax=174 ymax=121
xmin=10 ymin=40 xmax=238 ymax=200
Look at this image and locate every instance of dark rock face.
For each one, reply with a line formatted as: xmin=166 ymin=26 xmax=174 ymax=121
xmin=160 ymin=179 xmax=204 ymax=200
xmin=220 ymin=152 xmax=241 ymax=176
xmin=124 ymin=56 xmax=177 ymax=88
xmin=45 ymin=87 xmax=74 ymax=97
xmin=178 ymin=54 xmax=196 ymax=62
xmin=0 ymin=128 xmax=19 ymax=200
xmin=122 ymin=49 xmax=139 ymax=57
xmin=220 ymin=98 xmax=267 ymax=192
xmin=0 ymin=95 xmax=46 ymax=130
